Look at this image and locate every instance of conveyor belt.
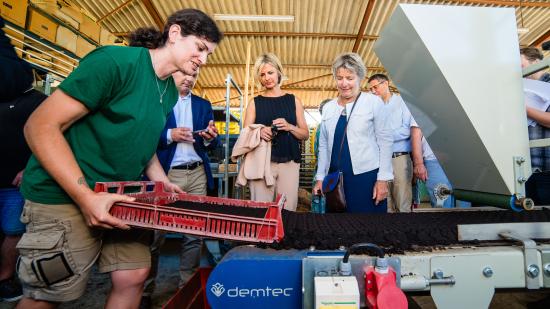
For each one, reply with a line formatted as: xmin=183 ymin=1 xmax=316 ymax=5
xmin=165 ymin=200 xmax=268 ymax=218
xmin=263 ymin=209 xmax=550 ymax=253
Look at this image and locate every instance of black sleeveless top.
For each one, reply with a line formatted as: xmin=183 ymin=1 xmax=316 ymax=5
xmin=254 ymin=93 xmax=301 ymax=163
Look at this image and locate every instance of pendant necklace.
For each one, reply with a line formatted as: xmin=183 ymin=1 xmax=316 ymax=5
xmin=152 ymin=60 xmax=169 ymax=104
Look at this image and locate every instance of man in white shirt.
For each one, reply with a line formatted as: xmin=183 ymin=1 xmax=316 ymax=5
xmin=368 ymin=74 xmax=414 ymax=212
xmin=141 ymin=70 xmax=218 ymax=308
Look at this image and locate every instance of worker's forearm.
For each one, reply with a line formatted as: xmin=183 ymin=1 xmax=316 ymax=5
xmin=144 ymin=154 xmax=170 ymax=182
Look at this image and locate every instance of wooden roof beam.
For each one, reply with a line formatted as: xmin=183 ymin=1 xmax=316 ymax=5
xmin=202 ymin=63 xmax=384 ymax=70
xmin=352 ymin=0 xmax=376 ymax=52
xmin=141 ymin=0 xmax=164 ymax=30
xmin=112 ymin=31 xmax=379 ymax=39
xmin=202 ymin=85 xmax=396 ymax=92
xmin=450 ymin=0 xmax=550 ymax=7
xmin=97 ymin=0 xmax=135 ymax=24
xmin=222 ymin=32 xmax=378 ymax=40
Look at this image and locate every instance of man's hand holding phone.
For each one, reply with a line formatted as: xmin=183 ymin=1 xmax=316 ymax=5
xmin=198 ymin=120 xmax=218 ymax=142
xmin=171 ymin=127 xmax=195 ymax=143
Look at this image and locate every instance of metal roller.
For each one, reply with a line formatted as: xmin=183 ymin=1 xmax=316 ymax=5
xmin=451 ymin=189 xmax=534 ymax=212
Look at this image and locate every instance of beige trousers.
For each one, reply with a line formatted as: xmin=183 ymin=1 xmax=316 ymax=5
xmin=144 ymin=167 xmax=207 ymax=295
xmin=387 ymin=154 xmax=413 ymax=213
xmin=248 ymin=161 xmax=300 ymax=211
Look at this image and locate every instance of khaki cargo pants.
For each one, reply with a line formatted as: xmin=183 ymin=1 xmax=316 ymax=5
xmin=16 ymin=200 xmax=152 ymax=302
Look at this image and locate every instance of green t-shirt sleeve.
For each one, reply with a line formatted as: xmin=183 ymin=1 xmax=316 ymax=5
xmin=58 ymin=48 xmax=120 ymax=112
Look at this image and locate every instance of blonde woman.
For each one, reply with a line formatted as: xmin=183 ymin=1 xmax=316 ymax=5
xmin=243 ymin=53 xmax=309 ymax=210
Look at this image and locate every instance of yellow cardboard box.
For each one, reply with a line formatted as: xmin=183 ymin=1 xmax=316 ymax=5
xmin=32 ymin=0 xmax=82 ymax=29
xmin=99 ymin=27 xmax=117 ymax=46
xmin=0 ymin=0 xmax=28 ymax=27
xmin=56 ymin=25 xmax=77 ymax=53
xmin=28 ymin=9 xmax=58 ymax=43
xmin=79 ymin=14 xmax=100 ymax=42
xmin=75 ymin=35 xmax=95 ymax=58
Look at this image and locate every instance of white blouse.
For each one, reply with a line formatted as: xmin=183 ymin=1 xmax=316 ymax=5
xmin=315 ymin=92 xmax=393 ymax=181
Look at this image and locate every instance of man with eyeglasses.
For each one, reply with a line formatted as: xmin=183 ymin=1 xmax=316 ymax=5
xmin=141 ymin=69 xmax=218 ymax=309
xmin=368 ymin=74 xmax=416 ymax=213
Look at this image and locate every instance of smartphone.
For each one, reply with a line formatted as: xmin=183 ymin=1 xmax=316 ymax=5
xmin=192 ymin=129 xmax=208 ymax=135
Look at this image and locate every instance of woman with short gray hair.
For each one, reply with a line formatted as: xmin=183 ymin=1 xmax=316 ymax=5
xmin=331 ymin=52 xmax=367 ymax=81
xmin=313 ymin=52 xmax=393 ymax=213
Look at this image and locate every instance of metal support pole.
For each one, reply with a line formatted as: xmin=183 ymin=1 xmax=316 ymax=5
xmin=45 ymin=73 xmax=53 ymax=95
xmin=223 ymin=74 xmax=243 ymax=198
xmin=224 ymin=74 xmax=231 ymax=198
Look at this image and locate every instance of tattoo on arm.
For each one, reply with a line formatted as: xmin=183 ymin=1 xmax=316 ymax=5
xmin=77 ymin=177 xmax=86 ymax=185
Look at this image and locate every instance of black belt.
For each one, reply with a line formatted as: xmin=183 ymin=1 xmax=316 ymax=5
xmin=392 ymin=152 xmax=410 ymax=158
xmin=172 ymin=161 xmax=203 ymax=170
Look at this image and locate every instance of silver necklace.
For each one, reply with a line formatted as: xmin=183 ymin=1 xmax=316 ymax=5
xmin=152 ymin=61 xmax=169 ymax=104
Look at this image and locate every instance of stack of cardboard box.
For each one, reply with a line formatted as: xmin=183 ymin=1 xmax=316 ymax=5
xmin=1 ymin=0 xmax=123 ymax=61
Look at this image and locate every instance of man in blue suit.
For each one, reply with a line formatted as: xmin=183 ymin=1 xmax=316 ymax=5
xmin=142 ymin=70 xmax=218 ymax=308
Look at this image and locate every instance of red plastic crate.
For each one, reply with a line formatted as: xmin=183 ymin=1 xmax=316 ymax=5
xmin=94 ymin=181 xmax=285 ymax=243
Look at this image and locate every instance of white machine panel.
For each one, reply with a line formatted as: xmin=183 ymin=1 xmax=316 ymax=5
xmin=314 ymin=276 xmax=360 ymax=309
xmin=374 ymin=4 xmax=531 ymax=195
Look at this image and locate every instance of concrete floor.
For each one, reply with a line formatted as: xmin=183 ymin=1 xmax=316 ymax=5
xmin=0 ymin=238 xmax=182 ymax=309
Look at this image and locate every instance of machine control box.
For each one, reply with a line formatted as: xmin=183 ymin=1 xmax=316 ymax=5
xmin=314 ymin=276 xmax=360 ymax=309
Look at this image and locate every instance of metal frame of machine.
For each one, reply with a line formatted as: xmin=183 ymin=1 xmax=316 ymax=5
xmin=204 ymin=222 xmax=550 ymax=308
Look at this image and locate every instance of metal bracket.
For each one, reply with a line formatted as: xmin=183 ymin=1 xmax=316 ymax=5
xmin=430 ymin=255 xmax=495 ymax=309
xmin=513 ymin=156 xmax=527 ymax=199
xmin=499 ymin=231 xmax=540 ymax=289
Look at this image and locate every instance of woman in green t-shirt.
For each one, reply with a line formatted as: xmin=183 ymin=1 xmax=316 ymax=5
xmin=17 ymin=9 xmax=222 ymax=309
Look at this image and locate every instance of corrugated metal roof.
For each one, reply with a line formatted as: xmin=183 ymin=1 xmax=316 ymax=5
xmin=68 ymin=0 xmax=550 ymax=107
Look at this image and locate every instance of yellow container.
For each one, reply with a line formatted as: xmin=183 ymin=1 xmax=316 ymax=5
xmin=56 ymin=25 xmax=77 ymax=53
xmin=79 ymin=14 xmax=100 ymax=42
xmin=215 ymin=121 xmax=240 ymax=135
xmin=28 ymin=9 xmax=58 ymax=43
xmin=1 ymin=0 xmax=28 ymax=28
xmin=75 ymin=35 xmax=95 ymax=58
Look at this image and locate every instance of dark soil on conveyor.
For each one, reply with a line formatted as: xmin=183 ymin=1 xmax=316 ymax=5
xmin=264 ymin=209 xmax=550 ymax=254
xmin=165 ymin=200 xmax=268 ymax=218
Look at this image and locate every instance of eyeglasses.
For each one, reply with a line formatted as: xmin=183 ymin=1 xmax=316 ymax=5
xmin=369 ymin=81 xmax=386 ymax=92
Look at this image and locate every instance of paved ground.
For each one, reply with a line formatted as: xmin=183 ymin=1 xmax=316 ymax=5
xmin=0 ymin=238 xmax=182 ymax=309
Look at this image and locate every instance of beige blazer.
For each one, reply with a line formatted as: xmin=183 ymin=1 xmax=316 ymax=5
xmin=231 ymin=124 xmax=275 ymax=187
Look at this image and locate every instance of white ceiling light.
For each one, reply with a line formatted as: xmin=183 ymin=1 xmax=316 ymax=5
xmin=517 ymin=0 xmax=529 ymax=34
xmin=213 ymin=14 xmax=295 ymax=22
